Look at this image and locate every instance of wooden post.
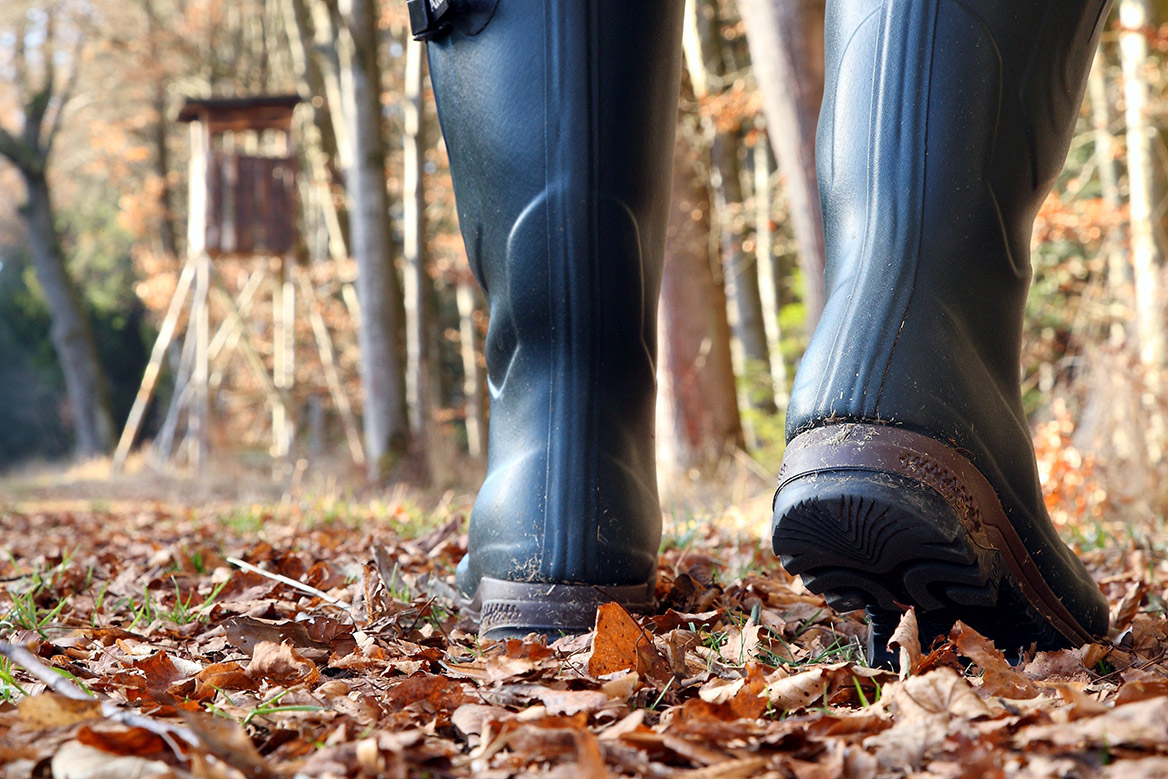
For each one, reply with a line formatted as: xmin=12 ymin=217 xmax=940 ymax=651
xmin=111 ymin=254 xmax=197 ymax=472
xmin=208 ymin=268 xmax=265 ymax=388
xmin=298 ymin=270 xmax=365 ymax=465
xmin=186 ymin=119 xmax=211 ymax=472
xmin=150 ymin=316 xmax=198 ymax=467
xmin=190 ymin=251 xmax=210 ymax=471
xmin=272 ymin=256 xmax=295 ymax=459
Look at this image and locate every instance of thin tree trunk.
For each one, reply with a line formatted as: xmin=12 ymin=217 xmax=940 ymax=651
xmin=336 ymin=0 xmax=410 ymax=478
xmin=658 ymin=126 xmax=744 ymax=473
xmin=284 ymin=0 xmax=350 ymax=260
xmin=402 ymin=35 xmax=440 ymax=482
xmin=689 ymin=0 xmax=776 ymax=417
xmin=143 ymin=0 xmax=178 ymax=260
xmin=1088 ymin=52 xmax=1125 ymax=311
xmin=735 ymin=0 xmax=827 ymax=331
xmin=752 ymin=130 xmax=789 ymax=408
xmin=714 ymin=132 xmax=776 ymax=417
xmin=1120 ymin=0 xmax=1163 ymax=373
xmin=456 ymin=281 xmax=487 ymax=463
xmin=21 ymin=171 xmax=115 ymax=457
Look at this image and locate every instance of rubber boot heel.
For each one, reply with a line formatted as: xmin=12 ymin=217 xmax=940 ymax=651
xmin=461 ymin=577 xmax=656 ymax=641
xmin=773 ymin=470 xmax=1011 ymax=660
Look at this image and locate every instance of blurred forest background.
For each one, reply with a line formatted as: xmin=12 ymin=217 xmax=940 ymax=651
xmin=2 ymin=0 xmax=1167 ymax=529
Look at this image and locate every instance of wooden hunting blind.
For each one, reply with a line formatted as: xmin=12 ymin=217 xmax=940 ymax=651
xmin=177 ymin=95 xmax=301 ymax=257
xmin=113 ymin=94 xmax=366 ymax=474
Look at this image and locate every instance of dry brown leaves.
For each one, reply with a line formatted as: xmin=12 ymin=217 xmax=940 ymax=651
xmin=2 ymin=501 xmax=1168 ymax=778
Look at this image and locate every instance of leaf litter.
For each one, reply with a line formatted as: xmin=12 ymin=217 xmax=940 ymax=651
xmin=0 ymin=498 xmax=1167 ymax=777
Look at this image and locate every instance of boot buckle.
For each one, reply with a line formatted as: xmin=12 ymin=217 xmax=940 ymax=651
xmin=407 ymin=0 xmax=451 ymax=40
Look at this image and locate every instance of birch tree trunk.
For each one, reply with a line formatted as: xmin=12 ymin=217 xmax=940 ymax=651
xmin=402 ymin=35 xmax=442 ymax=483
xmin=735 ymin=0 xmax=827 ymax=331
xmin=335 ymin=0 xmax=410 ymax=478
xmin=1119 ymin=0 xmax=1166 ymax=464
xmin=1119 ymin=0 xmax=1163 ymax=373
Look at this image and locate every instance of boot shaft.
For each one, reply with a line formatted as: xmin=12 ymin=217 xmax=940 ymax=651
xmin=429 ymin=0 xmax=685 ymax=588
xmin=792 ymin=0 xmax=1112 ymax=440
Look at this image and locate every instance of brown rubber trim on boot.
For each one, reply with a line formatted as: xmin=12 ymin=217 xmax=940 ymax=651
xmin=462 ymin=577 xmax=656 ymax=639
xmin=777 ymin=423 xmax=1097 ymax=647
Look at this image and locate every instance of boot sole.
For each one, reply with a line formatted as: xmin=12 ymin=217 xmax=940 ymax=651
xmin=461 ymin=577 xmax=655 ymax=640
xmin=772 ymin=424 xmax=1097 ymax=661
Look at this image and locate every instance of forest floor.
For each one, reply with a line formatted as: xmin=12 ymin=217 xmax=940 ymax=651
xmin=1 ymin=457 xmax=1167 ymax=778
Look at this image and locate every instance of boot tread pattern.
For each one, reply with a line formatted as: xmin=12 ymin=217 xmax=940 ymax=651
xmin=774 ymin=472 xmax=1066 ymax=656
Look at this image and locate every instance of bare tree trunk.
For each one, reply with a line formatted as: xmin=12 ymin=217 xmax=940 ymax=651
xmin=752 ymin=130 xmax=789 ymax=408
xmin=1088 ymin=52 xmax=1125 ymax=311
xmin=714 ymin=132 xmax=776 ymax=417
xmin=20 ymin=170 xmax=115 ymax=457
xmin=735 ymin=0 xmax=827 ymax=331
xmin=402 ymin=35 xmax=440 ymax=482
xmin=687 ymin=0 xmax=776 ymax=417
xmin=456 ymin=281 xmax=487 ymax=463
xmin=336 ymin=0 xmax=410 ymax=478
xmin=658 ymin=126 xmax=744 ymax=474
xmin=1120 ymin=0 xmax=1163 ymax=373
xmin=284 ymin=0 xmax=350 ymax=260
xmin=143 ymin=0 xmax=178 ymax=260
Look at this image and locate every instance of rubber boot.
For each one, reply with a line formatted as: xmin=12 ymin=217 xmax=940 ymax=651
xmin=424 ymin=1 xmax=686 ymax=638
xmin=773 ymin=0 xmax=1113 ymax=661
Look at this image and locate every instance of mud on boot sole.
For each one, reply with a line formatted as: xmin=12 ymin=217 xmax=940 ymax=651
xmin=460 ymin=577 xmax=655 ymax=640
xmin=772 ymin=423 xmax=1097 ymax=662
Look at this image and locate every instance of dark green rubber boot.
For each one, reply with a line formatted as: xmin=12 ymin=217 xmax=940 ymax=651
xmin=424 ymin=0 xmax=685 ymax=638
xmin=773 ymin=0 xmax=1113 ymax=662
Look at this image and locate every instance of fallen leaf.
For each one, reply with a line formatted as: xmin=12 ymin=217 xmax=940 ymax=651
xmin=573 ymin=729 xmax=610 ymax=779
xmin=1054 ymin=683 xmax=1109 ymax=718
xmin=600 ymin=672 xmax=639 ymax=700
xmin=384 ymin=674 xmax=467 ymax=712
xmin=76 ymin=725 xmax=170 ymax=757
xmin=884 ymin=668 xmax=990 ymax=721
xmin=533 ymin=687 xmax=612 ymax=716
xmin=1019 ymin=694 xmax=1168 ymax=749
xmin=887 ymin=608 xmax=921 ymax=680
xmin=1116 ymin=678 xmax=1168 ymax=706
xmin=760 ymin=668 xmax=828 ymax=711
xmin=245 ymin=641 xmax=318 ymax=684
xmin=18 ymin=693 xmax=103 ymax=729
xmin=178 ymin=708 xmax=272 ymax=777
xmin=588 ymin=602 xmax=669 ymax=681
xmin=698 ymin=677 xmax=745 ymax=705
xmin=719 ymin=618 xmax=761 ymax=666
xmin=1111 ymin=581 xmax=1147 ymax=634
xmin=451 ymin=704 xmax=510 ymax=737
xmin=950 ymin=622 xmax=1038 ymax=699
xmin=195 ymin=661 xmax=257 ymax=694
xmin=49 ymin=740 xmax=172 ymax=779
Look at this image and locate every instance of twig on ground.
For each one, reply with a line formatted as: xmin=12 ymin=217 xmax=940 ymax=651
xmin=226 ymin=556 xmax=352 ymax=611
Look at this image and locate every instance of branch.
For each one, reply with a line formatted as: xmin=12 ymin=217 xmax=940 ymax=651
xmin=43 ymin=33 xmax=84 ymax=158
xmin=13 ymin=13 xmax=28 ymax=94
xmin=226 ymin=557 xmax=353 ymax=611
xmin=0 ymin=125 xmax=38 ymax=173
xmin=0 ymin=640 xmax=200 ymax=755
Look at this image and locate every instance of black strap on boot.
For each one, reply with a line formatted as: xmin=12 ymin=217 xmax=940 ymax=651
xmin=407 ymin=0 xmax=451 ymax=39
xmin=408 ymin=0 xmax=500 ymax=40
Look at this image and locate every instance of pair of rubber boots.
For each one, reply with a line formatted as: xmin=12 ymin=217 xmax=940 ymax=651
xmin=420 ymin=0 xmax=1113 ymax=659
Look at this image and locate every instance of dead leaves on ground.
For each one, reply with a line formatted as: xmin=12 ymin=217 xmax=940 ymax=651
xmin=3 ymin=505 xmax=1168 ymax=777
